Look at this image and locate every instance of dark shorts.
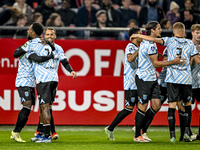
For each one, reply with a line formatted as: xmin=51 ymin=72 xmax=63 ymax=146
xmin=160 ymin=85 xmax=167 ymax=105
xmin=192 ymin=88 xmax=200 ymax=104
xmin=17 ymin=86 xmax=35 ymax=105
xmin=167 ymin=83 xmax=192 ymax=103
xmin=135 ymin=75 xmax=160 ymax=104
xmin=36 ymin=81 xmax=58 ymax=105
xmin=124 ymin=90 xmax=138 ymax=107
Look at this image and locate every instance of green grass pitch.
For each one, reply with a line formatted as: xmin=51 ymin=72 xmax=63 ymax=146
xmin=0 ymin=126 xmax=199 ymax=150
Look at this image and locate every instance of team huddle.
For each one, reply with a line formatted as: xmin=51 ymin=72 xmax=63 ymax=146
xmin=11 ymin=22 xmax=77 ymax=143
xmin=105 ymin=21 xmax=200 ymax=143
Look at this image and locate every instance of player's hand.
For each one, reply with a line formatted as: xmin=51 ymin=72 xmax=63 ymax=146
xmin=40 ymin=37 xmax=47 ymax=45
xmin=129 ymin=34 xmax=138 ymax=41
xmin=157 ymin=53 xmax=162 ymax=59
xmin=174 ymin=56 xmax=186 ymax=64
xmin=71 ymin=71 xmax=77 ymax=79
xmin=196 ymin=45 xmax=200 ymax=53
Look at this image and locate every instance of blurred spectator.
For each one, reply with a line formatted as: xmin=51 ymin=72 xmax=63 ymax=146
xmin=0 ymin=6 xmax=21 ymax=25
xmin=183 ymin=9 xmax=200 ymax=29
xmin=118 ymin=0 xmax=138 ymax=27
xmin=34 ymin=0 xmax=55 ymax=25
xmin=13 ymin=0 xmax=33 ymax=25
xmin=77 ymin=0 xmax=97 ymax=27
xmin=160 ymin=18 xmax=172 ymax=37
xmin=29 ymin=12 xmax=43 ymax=24
xmin=46 ymin=13 xmax=66 ymax=37
xmin=54 ymin=0 xmax=62 ymax=9
xmin=0 ymin=13 xmax=27 ymax=37
xmin=56 ymin=0 xmax=78 ymax=38
xmin=56 ymin=0 xmax=77 ymax=26
xmin=0 ymin=0 xmax=15 ymax=7
xmin=123 ymin=19 xmax=137 ymax=40
xmin=91 ymin=10 xmax=117 ymax=39
xmin=162 ymin=0 xmax=184 ymax=14
xmin=100 ymin=0 xmax=120 ymax=27
xmin=179 ymin=0 xmax=200 ymax=22
xmin=166 ymin=1 xmax=180 ymax=25
xmin=138 ymin=0 xmax=165 ymax=27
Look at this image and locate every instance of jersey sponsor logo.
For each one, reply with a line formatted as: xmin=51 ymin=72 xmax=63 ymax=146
xmin=23 ymin=42 xmax=28 ymax=48
xmin=21 ymin=97 xmax=26 ymax=103
xmin=25 ymin=91 xmax=29 ymax=97
xmin=40 ymin=98 xmax=45 ymax=104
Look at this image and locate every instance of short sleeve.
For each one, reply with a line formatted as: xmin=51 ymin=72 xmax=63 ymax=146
xmin=148 ymin=43 xmax=157 ymax=55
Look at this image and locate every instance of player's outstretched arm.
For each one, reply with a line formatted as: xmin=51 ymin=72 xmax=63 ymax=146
xmin=28 ymin=52 xmax=54 ymax=62
xmin=130 ymin=34 xmax=164 ymax=45
xmin=149 ymin=54 xmax=186 ymax=68
xmin=61 ymin=58 xmax=77 ymax=79
xmin=13 ymin=46 xmax=26 ymax=58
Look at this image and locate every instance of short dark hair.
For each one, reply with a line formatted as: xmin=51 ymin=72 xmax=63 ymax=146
xmin=45 ymin=27 xmax=56 ymax=34
xmin=128 ymin=26 xmax=140 ymax=38
xmin=145 ymin=21 xmax=159 ymax=35
xmin=32 ymin=22 xmax=44 ymax=36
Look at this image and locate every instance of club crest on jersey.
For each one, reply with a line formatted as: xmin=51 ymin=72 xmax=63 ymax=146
xmin=129 ymin=47 xmax=133 ymax=52
xmin=151 ymin=46 xmax=156 ymax=52
xmin=131 ymin=97 xmax=135 ymax=103
xmin=143 ymin=95 xmax=147 ymax=100
xmin=25 ymin=91 xmax=29 ymax=97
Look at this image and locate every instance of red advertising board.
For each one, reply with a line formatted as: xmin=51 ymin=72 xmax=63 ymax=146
xmin=0 ymin=39 xmax=199 ymax=126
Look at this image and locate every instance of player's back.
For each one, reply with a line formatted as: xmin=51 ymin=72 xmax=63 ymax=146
xmin=162 ymin=37 xmax=198 ymax=84
xmin=124 ymin=42 xmax=138 ymax=90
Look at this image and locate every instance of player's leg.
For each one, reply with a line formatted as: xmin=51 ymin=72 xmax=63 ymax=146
xmin=134 ymin=75 xmax=150 ymax=142
xmin=181 ymin=84 xmax=193 ymax=142
xmin=177 ymin=101 xmax=185 ymax=141
xmin=49 ymin=105 xmax=59 ymax=140
xmin=167 ymin=83 xmax=179 ymax=142
xmin=34 ymin=82 xmax=56 ymax=143
xmin=11 ymin=87 xmax=35 ymax=142
xmin=192 ymin=88 xmax=200 ymax=140
xmin=105 ymin=90 xmax=137 ymax=140
xmin=141 ymin=82 xmax=161 ymax=141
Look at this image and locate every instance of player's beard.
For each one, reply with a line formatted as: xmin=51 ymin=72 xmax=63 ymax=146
xmin=27 ymin=35 xmax=32 ymax=40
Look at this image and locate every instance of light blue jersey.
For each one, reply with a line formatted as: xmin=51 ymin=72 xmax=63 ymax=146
xmin=53 ymin=43 xmax=67 ymax=72
xmin=162 ymin=37 xmax=198 ymax=85
xmin=136 ymin=40 xmax=158 ymax=81
xmin=15 ymin=41 xmax=35 ymax=87
xmin=124 ymin=42 xmax=138 ymax=90
xmin=191 ymin=45 xmax=200 ymax=89
xmin=158 ymin=48 xmax=168 ymax=87
xmin=27 ymin=38 xmax=58 ymax=83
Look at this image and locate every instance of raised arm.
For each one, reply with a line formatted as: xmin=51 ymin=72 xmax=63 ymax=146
xmin=149 ymin=54 xmax=185 ymax=68
xmin=14 ymin=46 xmax=26 ymax=58
xmin=61 ymin=58 xmax=77 ymax=79
xmin=130 ymin=34 xmax=164 ymax=45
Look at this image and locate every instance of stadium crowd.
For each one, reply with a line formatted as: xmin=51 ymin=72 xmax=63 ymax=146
xmin=0 ymin=0 xmax=200 ymax=39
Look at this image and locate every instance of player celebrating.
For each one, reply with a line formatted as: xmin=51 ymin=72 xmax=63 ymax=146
xmin=11 ymin=23 xmax=54 ymax=143
xmin=30 ymin=27 xmax=77 ymax=143
xmin=190 ymin=24 xmax=200 ymax=140
xmin=133 ymin=21 xmax=185 ymax=142
xmin=131 ymin=22 xmax=200 ymax=142
xmin=104 ymin=27 xmax=142 ymax=141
